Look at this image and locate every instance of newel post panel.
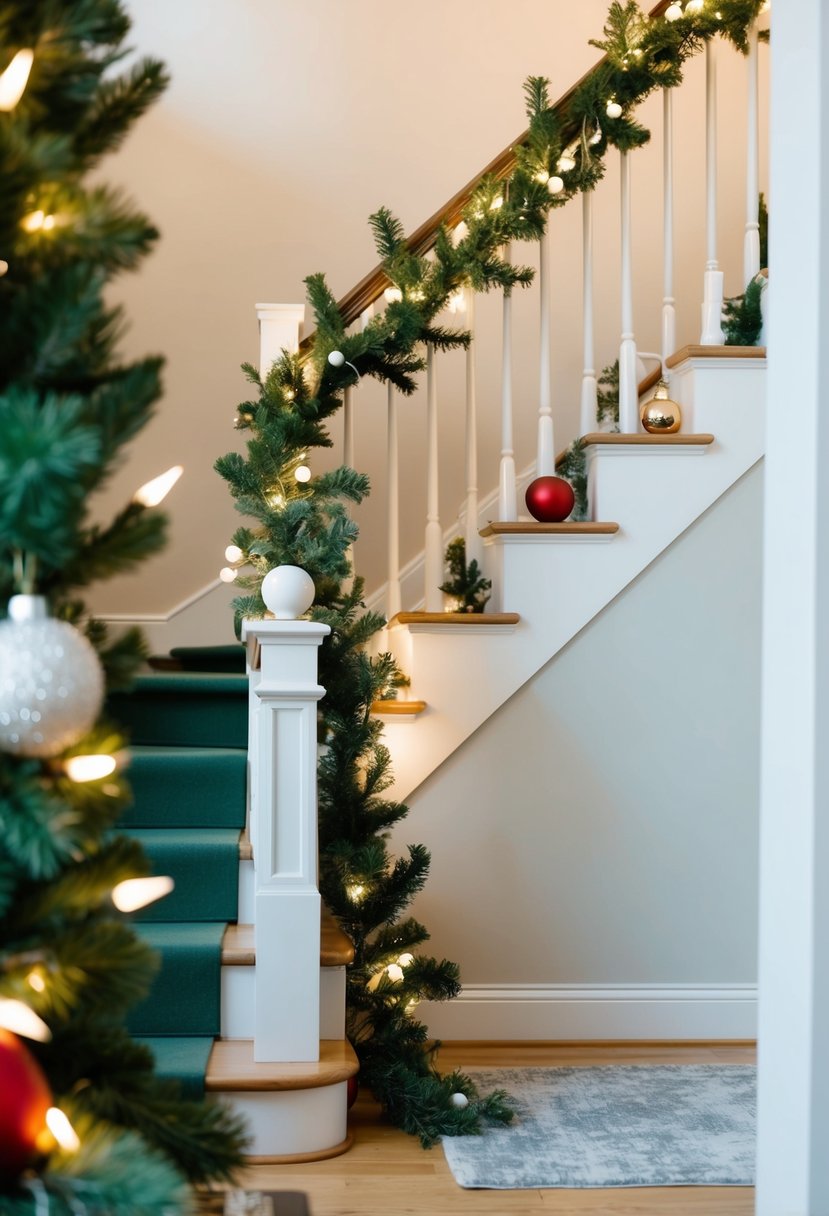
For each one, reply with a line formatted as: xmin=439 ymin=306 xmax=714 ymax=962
xmin=242 ymin=619 xmax=330 ymax=1063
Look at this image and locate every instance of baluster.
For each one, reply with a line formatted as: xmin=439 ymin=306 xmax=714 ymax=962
xmin=701 ymin=37 xmax=724 ymax=344
xmin=662 ymin=87 xmax=677 ymax=366
xmin=342 ymin=386 xmax=355 ymax=589
xmin=499 ymin=245 xmax=518 ymax=519
xmin=463 ymin=291 xmax=482 ymax=566
xmin=580 ymin=191 xmax=598 ymax=435
xmin=618 ymin=151 xmax=639 ymax=433
xmin=744 ymin=20 xmax=761 ymax=283
xmin=537 ymin=228 xmax=555 ymax=475
xmin=424 ymin=344 xmax=443 ymax=610
xmin=386 ymin=384 xmax=401 ymax=621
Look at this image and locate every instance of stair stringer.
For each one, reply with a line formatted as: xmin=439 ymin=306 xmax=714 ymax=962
xmin=382 ymin=355 xmax=766 ymax=802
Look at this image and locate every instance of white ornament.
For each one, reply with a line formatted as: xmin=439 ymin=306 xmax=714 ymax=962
xmin=219 ymin=566 xmax=238 ymax=583
xmin=0 ymin=595 xmax=104 ymax=757
xmin=294 ymin=465 xmax=312 ymax=483
xmin=328 ymin=351 xmax=345 ymax=368
xmin=606 ymin=100 xmax=623 ymax=119
xmin=261 ymin=565 xmax=315 ymax=620
xmin=0 ymin=260 xmax=8 ymax=277
xmin=665 ymin=1 xmax=683 ymax=19
xmin=450 ymin=1092 xmax=469 ymax=1109
xmin=224 ymin=544 xmax=243 ymax=563
xmin=547 ymin=176 xmax=565 ymax=196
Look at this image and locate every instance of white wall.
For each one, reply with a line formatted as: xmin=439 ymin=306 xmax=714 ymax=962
xmin=88 ymin=1 xmax=768 ymax=621
xmin=401 ymin=463 xmax=762 ymax=1029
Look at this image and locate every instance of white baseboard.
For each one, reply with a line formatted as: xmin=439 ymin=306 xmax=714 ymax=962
xmin=419 ymin=984 xmax=757 ymax=1041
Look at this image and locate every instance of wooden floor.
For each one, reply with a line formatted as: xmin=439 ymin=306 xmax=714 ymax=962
xmin=233 ymin=1042 xmax=757 ymax=1216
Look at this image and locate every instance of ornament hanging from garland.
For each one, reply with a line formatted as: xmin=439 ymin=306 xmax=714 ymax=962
xmin=525 ymin=476 xmax=575 ymax=523
xmin=0 ymin=1029 xmax=52 ymax=1181
xmin=0 ymin=595 xmax=104 ymax=757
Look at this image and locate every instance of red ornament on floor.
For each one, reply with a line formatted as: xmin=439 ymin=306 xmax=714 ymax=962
xmin=347 ymin=1074 xmax=359 ymax=1109
xmin=525 ymin=476 xmax=575 ymax=523
xmin=0 ymin=1029 xmax=52 ymax=1181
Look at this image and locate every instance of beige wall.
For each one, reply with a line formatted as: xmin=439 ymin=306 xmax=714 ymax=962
xmin=89 ymin=1 xmax=768 ymax=618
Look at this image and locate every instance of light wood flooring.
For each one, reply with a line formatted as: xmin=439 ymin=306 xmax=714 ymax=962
xmin=233 ymin=1041 xmax=757 ymax=1216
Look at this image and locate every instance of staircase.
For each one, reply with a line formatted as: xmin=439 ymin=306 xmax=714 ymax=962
xmin=112 ymin=666 xmax=358 ymax=1161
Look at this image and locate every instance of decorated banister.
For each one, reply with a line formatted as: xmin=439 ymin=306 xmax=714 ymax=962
xmin=242 ymin=619 xmax=330 ymax=1062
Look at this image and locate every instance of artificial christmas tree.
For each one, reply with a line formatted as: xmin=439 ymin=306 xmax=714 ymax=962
xmin=0 ymin=3 xmax=245 ymax=1210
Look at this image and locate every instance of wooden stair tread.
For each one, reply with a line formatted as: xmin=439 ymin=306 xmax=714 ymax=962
xmin=205 ymin=1037 xmax=358 ymax=1092
xmin=222 ymin=910 xmax=355 ymax=967
xmin=238 ymin=829 xmax=252 ymax=861
xmin=370 ymin=699 xmax=427 ymax=715
xmin=581 ymin=432 xmax=715 ymax=447
xmin=665 ymin=343 xmax=766 ymax=368
xmin=390 ymin=611 xmax=520 ymax=626
xmin=481 ymin=521 xmax=619 ymax=537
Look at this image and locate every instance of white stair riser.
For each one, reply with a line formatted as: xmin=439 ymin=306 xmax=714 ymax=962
xmin=221 ymin=963 xmax=346 ymax=1040
xmin=238 ymin=858 xmax=254 ymax=921
xmin=218 ymin=1081 xmax=348 ymax=1159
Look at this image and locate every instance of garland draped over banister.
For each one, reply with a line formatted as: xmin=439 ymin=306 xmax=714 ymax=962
xmin=216 ymin=0 xmax=766 ymax=1144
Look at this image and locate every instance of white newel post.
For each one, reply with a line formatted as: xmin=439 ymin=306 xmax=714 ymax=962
xmin=618 ymin=151 xmax=639 ymax=433
xmin=700 ymin=39 xmax=725 ymax=344
xmin=256 ymin=303 xmax=305 ymax=372
xmin=242 ymin=619 xmax=330 ymax=1063
xmin=756 ymin=2 xmax=829 ymax=1212
xmin=580 ymin=190 xmax=598 ymax=435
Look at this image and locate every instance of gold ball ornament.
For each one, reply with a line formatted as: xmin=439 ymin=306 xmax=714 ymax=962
xmin=640 ymin=380 xmax=682 ymax=434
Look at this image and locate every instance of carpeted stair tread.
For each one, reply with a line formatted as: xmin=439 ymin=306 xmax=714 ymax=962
xmin=170 ymin=644 xmax=246 ymax=673
xmin=128 ymin=828 xmax=240 ymax=922
xmin=108 ymin=673 xmax=248 ymax=749
xmin=121 ymin=746 xmax=246 ymax=829
xmin=135 ymin=1035 xmax=214 ymax=1100
xmin=128 ymin=923 xmax=224 ymax=1036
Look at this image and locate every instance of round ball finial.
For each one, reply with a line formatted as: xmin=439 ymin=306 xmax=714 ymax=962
xmin=328 ymin=351 xmax=346 ymax=368
xmin=261 ymin=565 xmax=315 ymax=620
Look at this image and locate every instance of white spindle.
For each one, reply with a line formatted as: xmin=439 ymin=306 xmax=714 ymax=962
xmin=662 ymin=88 xmax=677 ymax=365
xmin=464 ymin=292 xmax=482 ymax=566
xmin=744 ymin=20 xmax=761 ymax=283
xmin=342 ymin=386 xmax=355 ymax=587
xmin=701 ymin=37 xmax=725 ymax=344
xmin=618 ymin=151 xmax=639 ymax=433
xmin=386 ymin=384 xmax=401 ymax=621
xmin=580 ymin=190 xmax=598 ymax=435
xmin=537 ymin=229 xmax=555 ymax=475
xmin=499 ymin=246 xmax=518 ymax=519
xmin=424 ymin=344 xmax=443 ymax=610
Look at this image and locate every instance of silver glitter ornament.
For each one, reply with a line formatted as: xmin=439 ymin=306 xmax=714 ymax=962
xmin=0 ymin=595 xmax=104 ymax=757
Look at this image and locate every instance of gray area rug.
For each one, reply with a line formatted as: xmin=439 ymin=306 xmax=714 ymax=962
xmin=443 ymin=1065 xmax=756 ymax=1189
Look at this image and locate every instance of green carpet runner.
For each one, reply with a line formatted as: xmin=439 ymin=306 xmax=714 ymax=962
xmin=109 ymin=667 xmax=248 ymax=1099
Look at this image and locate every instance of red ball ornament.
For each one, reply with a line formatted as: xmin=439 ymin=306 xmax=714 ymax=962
xmin=525 ymin=476 xmax=575 ymax=523
xmin=0 ymin=1029 xmax=52 ymax=1181
xmin=346 ymin=1074 xmax=359 ymax=1110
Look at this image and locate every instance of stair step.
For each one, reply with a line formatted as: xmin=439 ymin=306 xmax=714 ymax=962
xmin=121 ymin=746 xmax=246 ymax=829
xmin=370 ymin=699 xmax=427 ymax=716
xmin=665 ymin=343 xmax=766 ymax=367
xmin=108 ymin=673 xmax=248 ymax=749
xmin=221 ymin=912 xmax=354 ymax=968
xmin=390 ymin=611 xmax=520 ymax=627
xmin=130 ymin=923 xmax=223 ymax=1036
xmin=205 ymin=1038 xmax=357 ymax=1092
xmin=128 ymin=828 xmax=240 ymax=922
xmin=581 ymin=432 xmax=715 ymax=447
xmin=135 ymin=1035 xmax=214 ymax=1100
xmin=481 ymin=521 xmax=620 ymax=540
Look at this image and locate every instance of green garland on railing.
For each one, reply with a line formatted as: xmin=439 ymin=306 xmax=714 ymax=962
xmin=217 ymin=0 xmax=765 ymax=1145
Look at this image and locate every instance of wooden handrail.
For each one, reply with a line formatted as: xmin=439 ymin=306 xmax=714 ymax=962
xmin=333 ymin=0 xmax=674 ymax=330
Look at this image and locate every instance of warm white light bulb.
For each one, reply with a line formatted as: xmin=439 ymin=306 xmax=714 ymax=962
xmin=665 ymin=1 xmax=683 ymax=18
xmin=397 ymin=953 xmax=414 ymax=967
xmin=22 ymin=209 xmax=44 ymax=233
xmin=133 ymin=465 xmax=183 ymax=507
xmin=45 ymin=1108 xmax=80 ymax=1153
xmin=534 ymin=169 xmax=550 ymax=184
xmin=0 ymin=260 xmax=7 ymax=277
xmin=294 ymin=465 xmax=312 ymax=483
xmin=0 ymin=49 xmax=33 ymax=111
xmin=112 ymin=875 xmax=174 ymax=913
xmin=347 ymin=883 xmax=365 ymax=902
xmin=27 ymin=971 xmax=45 ymax=993
xmin=686 ymin=0 xmax=704 ymax=10
xmin=42 ymin=214 xmax=55 ymax=231
xmin=64 ymin=754 xmax=117 ymax=783
xmin=224 ymin=544 xmax=243 ymax=563
xmin=384 ymin=286 xmax=403 ymax=304
xmin=219 ymin=567 xmax=238 ymax=584
xmin=547 ymin=176 xmax=565 ymax=196
xmin=0 ymin=999 xmax=51 ymax=1041
xmin=386 ymin=964 xmax=404 ymax=983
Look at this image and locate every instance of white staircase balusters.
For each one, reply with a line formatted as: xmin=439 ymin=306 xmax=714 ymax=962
xmin=256 ymin=303 xmax=305 ymax=374
xmin=342 ymin=386 xmax=355 ymax=588
xmin=580 ymin=191 xmax=598 ymax=436
xmin=386 ymin=383 xmax=402 ymax=621
xmin=463 ymin=291 xmax=483 ymax=567
xmin=662 ymin=88 xmax=677 ymax=368
xmin=618 ymin=151 xmax=640 ymax=433
xmin=701 ymin=38 xmax=725 ymax=344
xmin=499 ymin=245 xmax=518 ymax=519
xmin=537 ymin=229 xmax=555 ymax=476
xmin=242 ymin=619 xmax=330 ymax=1063
xmin=424 ymin=343 xmax=444 ymax=610
xmin=744 ymin=20 xmax=761 ymax=284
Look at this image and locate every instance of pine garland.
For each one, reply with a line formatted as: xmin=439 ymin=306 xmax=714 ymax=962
xmin=217 ymin=0 xmax=764 ymax=1144
xmin=439 ymin=539 xmax=491 ymax=613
